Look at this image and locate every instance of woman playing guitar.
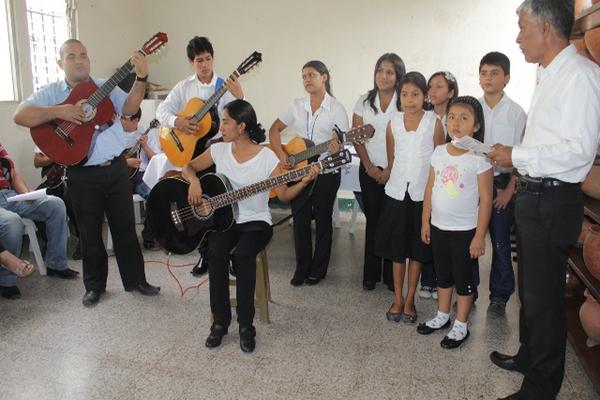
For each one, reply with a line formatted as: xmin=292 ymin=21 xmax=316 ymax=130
xmin=183 ymin=99 xmax=319 ymax=353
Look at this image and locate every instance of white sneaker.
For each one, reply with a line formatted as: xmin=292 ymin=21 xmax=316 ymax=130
xmin=431 ymin=288 xmax=438 ymax=300
xmin=418 ymin=286 xmax=432 ymax=299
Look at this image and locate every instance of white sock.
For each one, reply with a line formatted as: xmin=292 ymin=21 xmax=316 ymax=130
xmin=447 ymin=319 xmax=468 ymax=340
xmin=425 ymin=310 xmax=450 ymax=329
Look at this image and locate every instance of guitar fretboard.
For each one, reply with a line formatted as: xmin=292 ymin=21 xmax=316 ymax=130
xmin=191 ymin=71 xmax=241 ymax=123
xmin=208 ymin=162 xmax=317 ymax=210
xmin=291 ymin=140 xmax=332 ymax=165
xmin=87 ymin=60 xmax=135 ymax=108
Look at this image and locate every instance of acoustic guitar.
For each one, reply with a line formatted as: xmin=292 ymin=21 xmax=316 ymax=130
xmin=159 ymin=51 xmax=262 ymax=167
xmin=146 ymin=150 xmax=352 ymax=254
xmin=41 ymin=164 xmax=67 ymax=190
xmin=125 ymin=118 xmax=160 ymax=179
xmin=268 ymin=124 xmax=374 ymax=197
xmin=30 ymin=32 xmax=168 ymax=166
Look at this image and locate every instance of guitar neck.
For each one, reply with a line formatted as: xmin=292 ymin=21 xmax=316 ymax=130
xmin=209 ymin=162 xmax=319 ymax=210
xmin=191 ymin=71 xmax=240 ymax=122
xmin=126 ymin=124 xmax=154 ymax=157
xmin=291 ymin=140 xmax=332 ymax=165
xmin=87 ymin=60 xmax=134 ymax=108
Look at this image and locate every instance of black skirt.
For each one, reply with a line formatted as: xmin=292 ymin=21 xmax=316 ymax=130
xmin=374 ymin=193 xmax=432 ymax=264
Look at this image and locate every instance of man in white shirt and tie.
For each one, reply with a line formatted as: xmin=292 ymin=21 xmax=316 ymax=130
xmin=488 ymin=1 xmax=600 ymax=399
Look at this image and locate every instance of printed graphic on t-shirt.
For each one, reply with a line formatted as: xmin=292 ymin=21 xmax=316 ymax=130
xmin=437 ymin=164 xmax=464 ymax=199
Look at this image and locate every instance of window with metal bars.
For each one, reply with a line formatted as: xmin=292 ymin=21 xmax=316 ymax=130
xmin=26 ymin=0 xmax=69 ymax=92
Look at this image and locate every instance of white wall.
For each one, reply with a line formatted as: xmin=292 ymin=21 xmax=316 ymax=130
xmin=142 ymin=0 xmax=536 ymax=130
xmin=4 ymin=0 xmax=536 ymax=184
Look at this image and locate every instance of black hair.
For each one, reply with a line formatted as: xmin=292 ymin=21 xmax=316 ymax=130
xmin=428 ymin=71 xmax=459 ymax=99
xmin=517 ymin=0 xmax=574 ymax=40
xmin=223 ymin=99 xmax=266 ymax=144
xmin=479 ymin=52 xmax=511 ymax=75
xmin=186 ymin=36 xmax=214 ymax=61
xmin=446 ymin=96 xmax=485 ymax=142
xmin=399 ymin=71 xmax=428 ymax=109
xmin=130 ymin=108 xmax=142 ymax=120
xmin=302 ymin=60 xmax=332 ymax=96
xmin=364 ymin=53 xmax=405 ymax=114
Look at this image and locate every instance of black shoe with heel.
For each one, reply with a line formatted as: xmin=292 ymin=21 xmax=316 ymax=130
xmin=205 ymin=324 xmax=228 ymax=348
xmin=239 ymin=326 xmax=256 ymax=353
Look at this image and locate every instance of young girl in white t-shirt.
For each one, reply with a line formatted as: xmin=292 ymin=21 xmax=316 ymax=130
xmin=418 ymin=96 xmax=493 ymax=349
xmin=419 ymin=71 xmax=460 ymax=300
xmin=374 ymin=72 xmax=445 ymax=324
xmin=183 ymin=100 xmax=318 ymax=353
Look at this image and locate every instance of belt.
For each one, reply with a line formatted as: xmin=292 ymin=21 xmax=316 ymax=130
xmin=517 ymin=175 xmax=579 ymax=194
xmin=84 ymin=156 xmax=120 ymax=168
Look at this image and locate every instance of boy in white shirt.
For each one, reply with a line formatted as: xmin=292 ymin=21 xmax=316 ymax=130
xmin=478 ymin=52 xmax=526 ymax=316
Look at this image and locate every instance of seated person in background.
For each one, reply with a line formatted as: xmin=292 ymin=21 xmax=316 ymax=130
xmin=0 ymin=242 xmax=35 ymax=279
xmin=122 ymin=108 xmax=162 ymax=249
xmin=0 ymin=143 xmax=78 ymax=300
xmin=33 ymin=147 xmax=81 ymax=259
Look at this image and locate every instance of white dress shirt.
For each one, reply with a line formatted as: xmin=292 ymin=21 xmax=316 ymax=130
xmin=512 ymin=45 xmax=600 ymax=182
xmin=278 ymin=92 xmax=349 ymax=146
xmin=479 ymin=94 xmax=526 ymax=175
xmin=353 ymin=92 xmax=399 ymax=168
xmin=156 ymin=73 xmax=237 ymax=140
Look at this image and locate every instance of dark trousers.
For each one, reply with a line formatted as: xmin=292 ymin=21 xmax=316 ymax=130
xmin=489 ymin=174 xmax=515 ymax=302
xmin=420 ymin=262 xmax=437 ymax=288
xmin=291 ymin=172 xmax=340 ymax=280
xmin=67 ymin=156 xmax=147 ymax=291
xmin=36 ymin=179 xmax=80 ymax=241
xmin=208 ymin=222 xmax=273 ymax=327
xmin=514 ymin=185 xmax=582 ymax=399
xmin=359 ymin=165 xmax=392 ymax=285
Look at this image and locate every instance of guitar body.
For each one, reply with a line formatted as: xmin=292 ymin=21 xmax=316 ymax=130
xmin=44 ymin=164 xmax=67 ymax=189
xmin=127 ymin=151 xmax=140 ymax=179
xmin=31 ymin=81 xmax=116 ymax=166
xmin=267 ymin=136 xmax=315 ymax=198
xmin=159 ymin=97 xmax=220 ymax=167
xmin=146 ymin=172 xmax=236 ymax=254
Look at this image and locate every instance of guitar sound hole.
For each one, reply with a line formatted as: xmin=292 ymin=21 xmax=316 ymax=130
xmin=191 ymin=199 xmax=213 ymax=220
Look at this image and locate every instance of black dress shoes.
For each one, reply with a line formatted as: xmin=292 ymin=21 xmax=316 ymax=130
xmin=82 ymin=289 xmax=103 ymax=307
xmin=490 ymin=351 xmax=525 ymax=374
xmin=290 ymin=276 xmax=304 ymax=286
xmin=239 ymin=326 xmax=256 ymax=353
xmin=47 ymin=267 xmax=79 ymax=279
xmin=191 ymin=258 xmax=208 ymax=276
xmin=362 ymin=281 xmax=376 ymax=291
xmin=417 ymin=319 xmax=451 ymax=335
xmin=440 ymin=330 xmax=470 ymax=349
xmin=205 ymin=324 xmax=228 ymax=348
xmin=305 ymin=276 xmax=321 ymax=285
xmin=124 ymin=282 xmax=160 ymax=296
xmin=0 ymin=286 xmax=21 ymax=300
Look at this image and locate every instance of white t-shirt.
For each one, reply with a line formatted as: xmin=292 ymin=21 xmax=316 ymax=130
xmin=353 ymin=92 xmax=399 ymax=168
xmin=278 ymin=92 xmax=349 ymax=147
xmin=479 ymin=94 xmax=526 ymax=176
xmin=430 ymin=144 xmax=492 ymax=231
xmin=210 ymin=142 xmax=279 ymax=225
xmin=385 ymin=110 xmax=437 ymax=202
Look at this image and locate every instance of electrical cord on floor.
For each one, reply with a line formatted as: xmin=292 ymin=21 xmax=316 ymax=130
xmin=144 ymin=255 xmax=209 ymax=297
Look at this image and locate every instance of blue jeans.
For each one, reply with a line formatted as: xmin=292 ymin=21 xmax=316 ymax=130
xmin=0 ymin=189 xmax=69 ymax=286
xmin=488 ymin=175 xmax=515 ymax=303
xmin=0 ymin=208 xmax=25 ymax=287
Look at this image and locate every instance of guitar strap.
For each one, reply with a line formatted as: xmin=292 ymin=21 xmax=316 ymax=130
xmin=215 ymin=77 xmax=224 ymax=92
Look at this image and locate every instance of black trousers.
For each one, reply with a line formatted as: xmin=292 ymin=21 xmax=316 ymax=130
xmin=514 ymin=185 xmax=582 ymax=399
xmin=290 ymin=172 xmax=340 ymax=280
xmin=67 ymin=156 xmax=147 ymax=291
xmin=359 ymin=165 xmax=392 ymax=285
xmin=36 ymin=178 xmax=80 ymax=240
xmin=207 ymin=221 xmax=273 ymax=327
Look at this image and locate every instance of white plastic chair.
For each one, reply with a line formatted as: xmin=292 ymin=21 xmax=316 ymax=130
xmin=21 ymin=218 xmax=46 ymax=275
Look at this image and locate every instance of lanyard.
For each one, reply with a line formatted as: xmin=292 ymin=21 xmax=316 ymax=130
xmin=306 ymin=110 xmax=322 ymax=142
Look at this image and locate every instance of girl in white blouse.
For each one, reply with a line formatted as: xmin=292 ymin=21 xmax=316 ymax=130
xmin=269 ymin=60 xmax=349 ymax=286
xmin=353 ymin=53 xmax=405 ymax=291
xmin=374 ymin=72 xmax=445 ymax=324
xmin=184 ymin=100 xmax=318 ymax=353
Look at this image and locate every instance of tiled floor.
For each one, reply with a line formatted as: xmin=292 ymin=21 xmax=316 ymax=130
xmin=0 ymin=211 xmax=597 ymax=400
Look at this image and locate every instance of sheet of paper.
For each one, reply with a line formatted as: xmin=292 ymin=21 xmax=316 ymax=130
xmin=451 ymin=136 xmax=492 ymax=156
xmin=6 ymin=188 xmax=48 ymax=202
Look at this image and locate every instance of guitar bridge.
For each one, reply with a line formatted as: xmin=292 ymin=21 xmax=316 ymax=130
xmin=50 ymin=121 xmax=75 ymax=145
xmin=169 ymin=129 xmax=184 ymax=152
xmin=170 ymin=203 xmax=184 ymax=232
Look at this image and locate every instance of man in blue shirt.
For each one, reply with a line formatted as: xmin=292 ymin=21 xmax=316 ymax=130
xmin=14 ymin=39 xmax=160 ymax=307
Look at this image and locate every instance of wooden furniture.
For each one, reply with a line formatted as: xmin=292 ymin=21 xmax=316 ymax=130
xmin=229 ymin=249 xmax=272 ymax=324
xmin=566 ymin=195 xmax=600 ymax=395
